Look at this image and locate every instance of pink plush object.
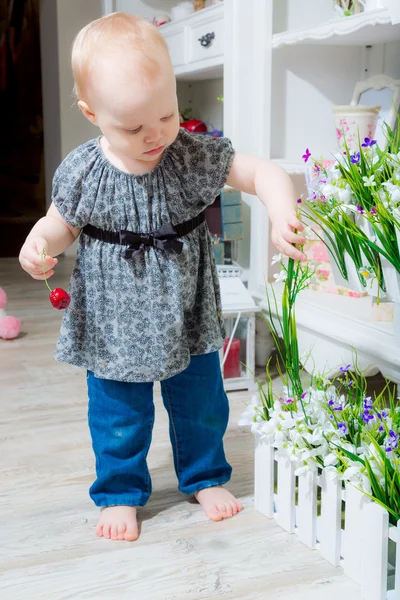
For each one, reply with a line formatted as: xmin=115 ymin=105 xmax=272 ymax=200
xmin=0 ymin=287 xmax=21 ymax=339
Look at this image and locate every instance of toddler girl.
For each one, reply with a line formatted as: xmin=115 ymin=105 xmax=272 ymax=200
xmin=19 ymin=13 xmax=305 ymax=542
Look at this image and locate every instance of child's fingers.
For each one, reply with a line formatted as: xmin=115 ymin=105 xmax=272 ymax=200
xmin=283 ymin=230 xmax=306 ymax=245
xmin=278 ymin=239 xmax=306 ymax=262
xmin=289 ymin=215 xmax=304 ymax=231
xmin=30 ymin=271 xmax=55 ymax=281
xmin=20 ymin=256 xmax=56 ymax=276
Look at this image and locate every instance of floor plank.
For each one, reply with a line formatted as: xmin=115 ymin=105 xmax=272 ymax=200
xmin=0 ymin=256 xmax=362 ymax=600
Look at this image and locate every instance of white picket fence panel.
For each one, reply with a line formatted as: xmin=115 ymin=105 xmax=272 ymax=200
xmin=254 ymin=437 xmax=400 ymax=599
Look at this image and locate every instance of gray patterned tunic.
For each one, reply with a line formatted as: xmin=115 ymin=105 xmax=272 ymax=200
xmin=53 ymin=129 xmax=235 ymax=382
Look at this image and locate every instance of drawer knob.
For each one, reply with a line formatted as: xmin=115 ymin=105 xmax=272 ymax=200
xmin=198 ymin=32 xmax=215 ymax=48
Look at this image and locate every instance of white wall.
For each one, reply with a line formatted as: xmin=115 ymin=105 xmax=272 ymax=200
xmin=40 ymin=0 xmax=103 ymax=206
xmin=56 ymin=0 xmax=103 ymax=159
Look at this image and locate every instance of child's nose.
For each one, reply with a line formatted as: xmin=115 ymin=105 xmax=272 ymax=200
xmin=145 ymin=127 xmax=161 ymax=143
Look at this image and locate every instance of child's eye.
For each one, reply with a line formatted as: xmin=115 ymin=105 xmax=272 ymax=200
xmin=161 ymin=114 xmax=174 ymax=122
xmin=126 ymin=126 xmax=142 ymax=134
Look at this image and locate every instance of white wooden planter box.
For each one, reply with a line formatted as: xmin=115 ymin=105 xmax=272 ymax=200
xmin=255 ymin=437 xmax=400 ymax=599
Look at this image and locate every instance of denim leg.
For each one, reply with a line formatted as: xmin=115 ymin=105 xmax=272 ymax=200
xmin=160 ymin=351 xmax=232 ymax=495
xmin=87 ymin=371 xmax=154 ymax=507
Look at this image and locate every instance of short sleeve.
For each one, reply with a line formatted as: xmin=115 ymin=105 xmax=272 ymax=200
xmin=167 ymin=129 xmax=235 ymax=209
xmin=52 ymin=141 xmax=100 ymax=229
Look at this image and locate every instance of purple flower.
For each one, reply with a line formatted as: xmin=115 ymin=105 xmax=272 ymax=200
xmin=312 ymin=192 xmax=317 ymax=200
xmin=357 ymin=204 xmax=365 ymax=215
xmin=351 ymin=152 xmax=361 ymax=164
xmin=297 ymin=198 xmax=303 ymax=204
xmin=338 ymin=422 xmax=348 ymax=435
xmin=301 ymin=392 xmax=307 ymax=399
xmin=314 ymin=164 xmax=321 ymax=173
xmin=370 ymin=207 xmax=377 ymax=215
xmin=302 ymin=148 xmax=311 ymax=163
xmin=347 ymin=381 xmax=354 ymax=388
xmin=280 ymin=397 xmax=294 ymax=405
xmin=340 ymin=364 xmax=351 ymax=373
xmin=329 ymin=415 xmax=334 ymax=421
xmin=364 ymin=397 xmax=373 ymax=409
xmin=362 ymin=138 xmax=377 ymax=148
xmin=377 ymin=411 xmax=388 ymax=420
xmin=328 ymin=398 xmax=335 ymax=407
xmin=379 ymin=425 xmax=384 ymax=432
xmin=362 ymin=409 xmax=374 ymax=424
xmin=385 ymin=430 xmax=399 ymax=453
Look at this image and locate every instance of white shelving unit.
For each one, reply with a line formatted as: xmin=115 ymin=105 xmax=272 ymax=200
xmin=266 ymin=0 xmax=400 ymax=380
xmin=272 ymin=8 xmax=399 ymax=48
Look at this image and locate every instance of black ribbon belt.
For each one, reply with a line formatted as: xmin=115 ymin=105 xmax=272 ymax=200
xmin=82 ymin=211 xmax=205 ymax=261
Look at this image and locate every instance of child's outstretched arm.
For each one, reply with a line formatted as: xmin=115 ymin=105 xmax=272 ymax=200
xmin=19 ymin=204 xmax=80 ymax=281
xmin=227 ymin=153 xmax=306 ymax=262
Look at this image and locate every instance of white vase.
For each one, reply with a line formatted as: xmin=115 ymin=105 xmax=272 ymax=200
xmin=333 ymin=105 xmax=380 ymax=152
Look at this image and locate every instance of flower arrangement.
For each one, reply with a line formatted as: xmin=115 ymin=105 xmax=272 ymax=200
xmin=334 ymin=0 xmax=363 ymax=16
xmin=240 ymin=255 xmax=400 ymax=525
xmin=300 ymin=122 xmax=400 ymax=300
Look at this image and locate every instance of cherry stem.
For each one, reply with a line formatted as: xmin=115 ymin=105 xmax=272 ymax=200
xmin=68 ymin=306 xmax=85 ymax=318
xmin=41 ymin=248 xmax=53 ymax=293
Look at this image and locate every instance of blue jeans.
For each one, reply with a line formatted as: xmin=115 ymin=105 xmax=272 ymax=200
xmin=87 ymin=351 xmax=232 ymax=507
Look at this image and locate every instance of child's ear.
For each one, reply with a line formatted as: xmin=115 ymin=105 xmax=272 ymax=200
xmin=78 ymin=100 xmax=98 ymax=126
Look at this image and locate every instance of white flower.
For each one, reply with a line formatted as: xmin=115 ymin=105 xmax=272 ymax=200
xmin=338 ymin=187 xmax=352 ymax=204
xmin=271 ymin=254 xmax=282 ymax=266
xmin=273 ymin=270 xmax=287 ymax=283
xmin=363 ymin=175 xmax=376 ymax=187
xmin=390 ymin=187 xmax=400 ymax=203
xmin=324 ymin=453 xmax=339 ymax=467
xmin=322 ymin=184 xmax=338 ymax=200
xmin=238 ymin=395 xmax=261 ymax=427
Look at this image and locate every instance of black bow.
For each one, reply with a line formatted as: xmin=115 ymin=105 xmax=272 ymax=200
xmin=120 ymin=222 xmax=183 ymax=261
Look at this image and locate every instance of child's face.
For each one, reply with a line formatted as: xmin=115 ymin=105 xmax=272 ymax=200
xmin=81 ymin=57 xmax=180 ymax=164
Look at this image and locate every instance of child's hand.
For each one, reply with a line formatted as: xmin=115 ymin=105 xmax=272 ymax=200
xmin=19 ymin=237 xmax=58 ymax=280
xmin=271 ymin=214 xmax=306 ymax=262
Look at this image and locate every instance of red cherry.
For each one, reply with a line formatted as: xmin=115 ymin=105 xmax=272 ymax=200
xmin=49 ymin=288 xmax=71 ymax=310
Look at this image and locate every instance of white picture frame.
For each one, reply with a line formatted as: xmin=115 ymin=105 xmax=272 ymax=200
xmin=351 ymin=75 xmax=400 ymax=146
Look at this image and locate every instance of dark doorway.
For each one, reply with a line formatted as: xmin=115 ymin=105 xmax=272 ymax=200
xmin=0 ymin=0 xmax=45 ymax=257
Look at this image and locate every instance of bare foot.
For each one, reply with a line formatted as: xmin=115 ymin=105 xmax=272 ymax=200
xmin=96 ymin=506 xmax=139 ymax=541
xmin=194 ymin=486 xmax=243 ymax=522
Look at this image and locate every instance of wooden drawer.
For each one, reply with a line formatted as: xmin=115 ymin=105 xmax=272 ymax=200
xmin=188 ymin=11 xmax=224 ymax=64
xmin=164 ymin=29 xmax=186 ymax=68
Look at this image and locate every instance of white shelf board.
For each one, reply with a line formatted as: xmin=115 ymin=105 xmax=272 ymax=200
xmin=272 ymin=159 xmax=306 ymax=175
xmin=175 ymin=62 xmax=223 ymax=82
xmin=260 ymin=284 xmax=399 ymax=383
xmin=272 ymin=9 xmax=399 ymax=48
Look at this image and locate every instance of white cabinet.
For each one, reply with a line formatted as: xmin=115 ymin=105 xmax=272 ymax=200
xmin=164 ymin=28 xmax=186 ymax=68
xmin=161 ymin=4 xmax=224 ymax=79
xmin=187 ymin=8 xmax=224 ymax=64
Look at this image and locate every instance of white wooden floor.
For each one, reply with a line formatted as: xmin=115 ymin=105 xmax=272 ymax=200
xmin=0 ymin=255 xmax=362 ymax=600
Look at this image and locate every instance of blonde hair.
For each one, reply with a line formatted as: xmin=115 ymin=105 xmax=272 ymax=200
xmin=72 ymin=12 xmax=170 ymax=101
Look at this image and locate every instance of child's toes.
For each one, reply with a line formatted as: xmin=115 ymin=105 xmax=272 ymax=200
xmin=118 ymin=523 xmax=127 ymax=540
xmin=103 ymin=524 xmax=111 ymax=539
xmin=124 ymin=525 xmax=139 ymax=542
xmin=96 ymin=523 xmax=104 ymax=537
xmin=229 ymin=501 xmax=238 ymax=516
xmin=111 ymin=524 xmax=119 ymax=540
